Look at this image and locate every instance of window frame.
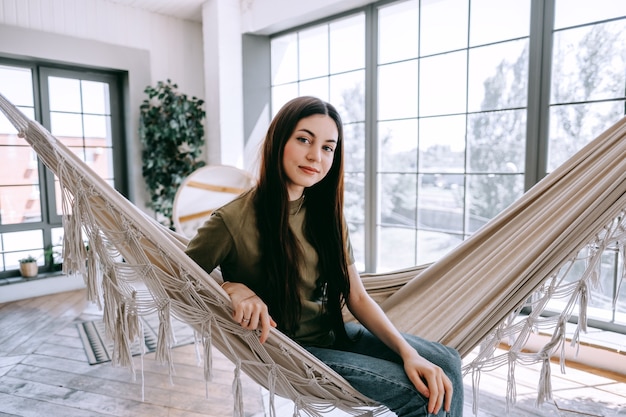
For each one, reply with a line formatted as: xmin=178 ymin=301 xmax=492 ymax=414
xmin=0 ymin=58 xmax=127 ymax=279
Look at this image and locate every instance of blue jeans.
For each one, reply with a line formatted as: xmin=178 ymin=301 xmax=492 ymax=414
xmin=305 ymin=323 xmax=463 ymax=417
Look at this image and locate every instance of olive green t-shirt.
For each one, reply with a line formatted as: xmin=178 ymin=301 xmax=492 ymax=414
xmin=185 ymin=189 xmax=354 ymax=347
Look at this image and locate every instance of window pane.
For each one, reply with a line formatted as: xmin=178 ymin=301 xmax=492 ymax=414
xmin=554 ymin=0 xmax=626 ymax=29
xmin=346 ymin=173 xmax=365 ymax=269
xmin=468 ymin=40 xmax=529 ymax=112
xmin=84 ymin=114 xmax=112 ymax=146
xmin=0 ymin=65 xmax=34 ymax=106
xmin=548 ymin=101 xmax=625 ymax=171
xmin=417 ymin=230 xmax=463 ymax=265
xmin=49 ymin=77 xmax=82 ymax=112
xmin=271 ymin=33 xmax=298 ymax=85
xmin=467 ymin=174 xmax=524 ymax=233
xmin=93 ymin=147 xmax=114 ymax=179
xmin=420 ymin=0 xmax=468 ymax=56
xmin=418 ymin=173 xmax=464 ymax=233
xmin=618 ymin=268 xmax=626 ymax=326
xmin=0 ymin=148 xmax=38 ymax=186
xmin=298 ymin=25 xmax=328 ymax=80
xmin=469 ymin=0 xmax=531 ymax=46
xmin=345 ymin=172 xmax=365 ymax=223
xmin=378 ymin=226 xmax=416 ymax=272
xmin=329 ymin=70 xmax=365 ymax=124
xmin=551 ymin=21 xmax=626 ymax=104
xmin=3 ymin=229 xmax=44 ymax=269
xmin=82 ymin=80 xmax=110 ymax=114
xmin=378 ymin=0 xmax=419 ymax=64
xmin=380 ymin=173 xmax=416 ymax=228
xmin=0 ymin=185 xmax=42 ymax=224
xmin=299 ymin=77 xmax=329 ymax=102
xmin=419 ymin=115 xmax=466 ymax=173
xmin=467 ymin=110 xmax=526 ymax=173
xmin=271 ymin=83 xmax=298 ymax=117
xmin=51 ymin=112 xmax=83 ymax=138
xmin=330 ymin=14 xmax=365 ymax=73
xmin=378 ymin=61 xmax=418 ymax=120
xmin=419 ymin=51 xmax=467 ymax=117
xmin=379 ymin=119 xmax=418 ymax=173
xmin=344 ymin=123 xmax=365 ymax=173
xmin=586 ymin=250 xmax=620 ymax=322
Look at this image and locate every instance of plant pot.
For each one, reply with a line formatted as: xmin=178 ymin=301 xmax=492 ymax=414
xmin=19 ymin=261 xmax=38 ymax=278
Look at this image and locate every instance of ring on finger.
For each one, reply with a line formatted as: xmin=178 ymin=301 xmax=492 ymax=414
xmin=242 ymin=318 xmax=250 ymax=323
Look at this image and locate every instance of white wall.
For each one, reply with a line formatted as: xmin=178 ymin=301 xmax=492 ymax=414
xmin=0 ymin=0 xmax=204 ymax=206
xmin=0 ymin=0 xmax=204 ymax=95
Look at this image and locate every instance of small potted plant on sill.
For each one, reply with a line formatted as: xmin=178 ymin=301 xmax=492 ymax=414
xmin=19 ymin=255 xmax=39 ymax=278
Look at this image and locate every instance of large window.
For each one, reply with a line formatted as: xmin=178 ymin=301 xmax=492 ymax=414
xmin=545 ymin=0 xmax=626 ymax=330
xmin=377 ymin=0 xmax=530 ymax=270
xmin=0 ymin=61 xmax=125 ymax=280
xmin=269 ymin=0 xmax=626 ymax=331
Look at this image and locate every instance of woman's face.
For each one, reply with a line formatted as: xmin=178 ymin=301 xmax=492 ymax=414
xmin=282 ymin=114 xmax=338 ymax=201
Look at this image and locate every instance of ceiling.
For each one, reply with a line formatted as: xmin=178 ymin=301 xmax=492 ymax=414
xmin=104 ymin=0 xmax=206 ymax=22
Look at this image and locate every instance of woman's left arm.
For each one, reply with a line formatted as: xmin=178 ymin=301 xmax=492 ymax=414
xmin=345 ymin=263 xmax=452 ymax=415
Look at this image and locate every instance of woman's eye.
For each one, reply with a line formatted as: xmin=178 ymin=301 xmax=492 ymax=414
xmin=297 ymin=137 xmax=310 ymax=143
xmin=323 ymin=146 xmax=335 ymax=152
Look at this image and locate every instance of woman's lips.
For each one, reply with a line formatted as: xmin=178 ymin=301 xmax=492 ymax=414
xmin=299 ymin=166 xmax=319 ymax=174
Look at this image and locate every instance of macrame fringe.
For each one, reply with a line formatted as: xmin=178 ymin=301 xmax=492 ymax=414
xmin=267 ymin=366 xmax=277 ymax=417
xmin=202 ymin=324 xmax=213 ymax=383
xmin=232 ymin=360 xmax=244 ymax=417
xmin=467 ymin=212 xmax=626 ymax=415
xmin=536 ymin=355 xmax=553 ymax=405
xmin=156 ymin=303 xmax=176 ymax=382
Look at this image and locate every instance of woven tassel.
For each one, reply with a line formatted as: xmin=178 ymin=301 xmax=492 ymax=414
xmin=232 ymin=361 xmax=244 ymax=417
xmin=578 ymin=280 xmax=589 ymax=333
xmin=193 ymin=330 xmax=202 ymax=365
xmin=156 ymin=304 xmax=175 ymax=381
xmin=101 ymin=278 xmax=117 ymax=336
xmin=267 ymin=366 xmax=277 ymax=417
xmin=536 ymin=356 xmax=552 ymax=405
xmin=126 ymin=292 xmax=141 ymax=348
xmin=203 ymin=324 xmax=213 ymax=382
xmin=156 ymin=305 xmax=170 ymax=362
xmin=112 ymin=303 xmax=134 ymax=370
xmin=471 ymin=367 xmax=481 ymax=417
xmin=505 ymin=357 xmax=517 ymax=412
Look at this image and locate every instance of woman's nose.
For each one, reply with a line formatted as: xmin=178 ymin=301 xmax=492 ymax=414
xmin=307 ymin=147 xmax=321 ymax=161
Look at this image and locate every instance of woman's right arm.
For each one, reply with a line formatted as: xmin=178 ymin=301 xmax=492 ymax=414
xmin=221 ymin=281 xmax=277 ymax=343
xmin=186 ymin=209 xmax=276 ymax=343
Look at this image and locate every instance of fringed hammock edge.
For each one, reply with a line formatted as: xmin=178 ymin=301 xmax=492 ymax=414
xmin=1 ymin=92 xmax=625 ymax=416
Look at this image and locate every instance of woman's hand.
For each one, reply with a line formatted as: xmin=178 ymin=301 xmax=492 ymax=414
xmin=220 ymin=281 xmax=277 ymax=343
xmin=401 ymin=350 xmax=453 ymax=415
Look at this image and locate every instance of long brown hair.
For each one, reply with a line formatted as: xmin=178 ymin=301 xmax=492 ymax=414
xmin=254 ymin=96 xmax=351 ymax=342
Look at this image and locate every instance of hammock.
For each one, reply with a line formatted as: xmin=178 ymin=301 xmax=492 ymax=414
xmin=1 ymin=91 xmax=625 ymax=416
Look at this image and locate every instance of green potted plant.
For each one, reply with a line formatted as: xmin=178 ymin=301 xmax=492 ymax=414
xmin=18 ymin=255 xmax=39 ymax=278
xmin=139 ymin=79 xmax=206 ymax=229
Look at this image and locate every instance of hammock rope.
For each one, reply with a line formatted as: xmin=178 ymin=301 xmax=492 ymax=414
xmin=1 ymin=92 xmax=624 ymax=416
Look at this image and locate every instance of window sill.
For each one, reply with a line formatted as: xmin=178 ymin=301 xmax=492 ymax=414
xmin=0 ymin=270 xmax=66 ymax=286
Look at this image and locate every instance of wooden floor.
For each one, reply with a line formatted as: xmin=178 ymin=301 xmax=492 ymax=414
xmin=0 ymin=289 xmax=625 ymax=417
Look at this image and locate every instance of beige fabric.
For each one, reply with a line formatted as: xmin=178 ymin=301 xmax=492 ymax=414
xmin=1 ymin=91 xmax=624 ymax=416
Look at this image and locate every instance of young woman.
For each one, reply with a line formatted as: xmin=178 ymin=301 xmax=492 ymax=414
xmin=185 ymin=96 xmax=464 ymax=416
